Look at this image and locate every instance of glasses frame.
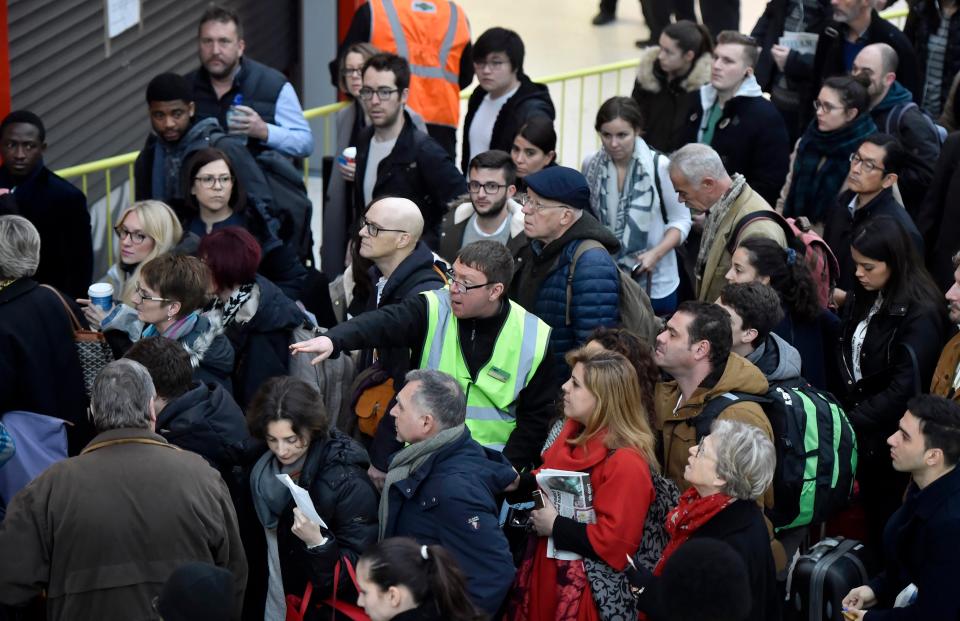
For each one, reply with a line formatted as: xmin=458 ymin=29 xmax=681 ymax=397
xmin=468 ymin=180 xmax=508 ymax=195
xmin=134 ymin=282 xmax=173 ymax=304
xmin=849 ymin=152 xmax=886 ymax=174
xmin=358 ymin=87 xmax=400 ymax=101
xmin=812 ymin=99 xmax=843 ymax=114
xmin=114 ymin=226 xmax=149 ymax=245
xmin=473 ymin=59 xmax=508 ymax=71
xmin=341 ymin=67 xmax=364 ymax=77
xmin=519 ymin=194 xmax=569 ymax=212
xmin=194 ymin=174 xmax=234 ymax=189
xmin=445 ymin=268 xmax=493 ymax=293
xmin=361 ymin=217 xmax=407 ymax=237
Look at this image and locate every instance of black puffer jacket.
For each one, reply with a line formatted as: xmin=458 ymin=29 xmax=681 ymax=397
xmin=224 ymin=275 xmax=305 ymax=408
xmin=838 ymin=292 xmax=948 ymax=456
xmin=461 ymin=73 xmax=555 ymax=172
xmin=631 ymin=47 xmax=711 ymax=154
xmin=157 ymin=380 xmax=251 ymax=470
xmin=904 ymin=0 xmax=960 ymax=114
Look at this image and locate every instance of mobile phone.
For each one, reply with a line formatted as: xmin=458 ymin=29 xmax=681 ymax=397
xmin=532 ymin=490 xmax=545 ymax=510
xmin=842 ymin=611 xmax=859 ymax=621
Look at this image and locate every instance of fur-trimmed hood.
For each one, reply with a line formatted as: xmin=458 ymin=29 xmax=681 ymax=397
xmin=181 ymin=312 xmax=234 ymax=375
xmin=635 ymin=46 xmax=713 ymax=95
xmin=449 ymin=197 xmax=525 ymax=238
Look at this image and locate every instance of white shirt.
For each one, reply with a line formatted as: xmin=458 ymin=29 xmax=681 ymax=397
xmin=468 ymin=84 xmax=520 ymax=162
xmin=363 ymin=135 xmax=398 ymax=207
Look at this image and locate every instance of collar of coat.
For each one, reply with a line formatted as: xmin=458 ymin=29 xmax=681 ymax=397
xmin=635 ymin=46 xmax=712 ymax=95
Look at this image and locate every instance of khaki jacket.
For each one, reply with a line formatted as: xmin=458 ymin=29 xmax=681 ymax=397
xmin=697 ymin=183 xmax=787 ymax=303
xmin=931 ymin=331 xmax=960 ymax=403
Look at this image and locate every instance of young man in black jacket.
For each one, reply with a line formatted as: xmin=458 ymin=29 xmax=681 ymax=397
xmin=352 ymin=53 xmax=466 ymax=249
xmin=843 ymin=395 xmax=960 ymax=620
xmin=461 ymin=28 xmax=555 ymax=173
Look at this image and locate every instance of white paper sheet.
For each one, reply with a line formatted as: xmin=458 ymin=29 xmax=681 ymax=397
xmin=276 ymin=474 xmax=328 ymax=528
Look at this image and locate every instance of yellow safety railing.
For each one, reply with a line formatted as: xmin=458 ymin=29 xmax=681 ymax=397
xmin=53 ymin=5 xmax=910 ymax=264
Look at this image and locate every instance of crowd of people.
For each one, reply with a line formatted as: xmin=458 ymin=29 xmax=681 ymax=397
xmin=3 ymin=1 xmax=960 ymax=620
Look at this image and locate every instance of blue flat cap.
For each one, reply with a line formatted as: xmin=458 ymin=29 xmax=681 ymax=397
xmin=524 ymin=166 xmax=591 ymax=212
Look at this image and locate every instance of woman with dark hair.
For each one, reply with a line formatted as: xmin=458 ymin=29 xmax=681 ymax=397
xmin=726 ymin=237 xmax=839 ymax=389
xmin=631 ymin=20 xmax=713 ymax=153
xmin=510 ymin=115 xmax=557 ymax=194
xmin=779 ymin=75 xmax=878 ymax=224
xmin=198 ymin=226 xmax=305 ymax=407
xmin=180 ymin=147 xmax=306 ymax=299
xmin=133 ymin=254 xmax=235 ymax=389
xmin=583 ymin=96 xmax=691 ymax=314
xmin=838 ymin=216 xmax=948 ymax=559
xmin=246 ymin=376 xmax=379 ymax=621
xmin=356 ymin=538 xmax=486 ymax=621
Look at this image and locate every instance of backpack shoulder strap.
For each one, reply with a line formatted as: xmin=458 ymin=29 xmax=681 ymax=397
xmin=652 ymin=151 xmax=667 ymax=224
xmin=725 ymin=209 xmax=796 ymax=255
xmin=886 ymin=102 xmax=916 ymax=135
xmin=565 ymin=239 xmax=608 ymax=326
xmin=690 ymin=391 xmax=768 ymax=440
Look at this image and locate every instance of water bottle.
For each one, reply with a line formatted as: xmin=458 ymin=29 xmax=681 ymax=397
xmin=225 ymin=93 xmax=246 ymax=142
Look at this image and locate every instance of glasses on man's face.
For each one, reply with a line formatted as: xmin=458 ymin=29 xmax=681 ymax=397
xmin=812 ymin=99 xmax=843 ymax=113
xmin=468 ymin=180 xmax=508 ymax=195
xmin=358 ymin=87 xmax=400 ymax=101
xmin=849 ymin=152 xmax=886 ymax=174
xmin=474 ymin=59 xmax=507 ymax=71
xmin=195 ymin=174 xmax=234 ymax=188
xmin=134 ymin=282 xmax=172 ymax=304
xmin=518 ymin=194 xmax=567 ymax=213
xmin=341 ymin=67 xmax=363 ymax=77
xmin=114 ymin=226 xmax=149 ymax=245
xmin=445 ymin=268 xmax=492 ymax=293
xmin=361 ymin=217 xmax=406 ymax=237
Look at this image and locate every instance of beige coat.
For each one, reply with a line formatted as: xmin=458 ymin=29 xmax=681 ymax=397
xmin=697 ymin=183 xmax=787 ymax=303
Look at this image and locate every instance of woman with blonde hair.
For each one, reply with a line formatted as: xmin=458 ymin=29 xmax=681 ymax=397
xmin=509 ymin=348 xmax=658 ymax=620
xmin=78 ymin=200 xmax=182 ymax=336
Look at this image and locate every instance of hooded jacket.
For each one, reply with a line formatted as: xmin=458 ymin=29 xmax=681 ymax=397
xmin=631 ymin=47 xmax=712 ymax=154
xmin=655 ymin=353 xmax=775 ymax=503
xmin=157 ymin=381 xmax=250 ymax=472
xmin=437 ymin=197 xmax=527 ymax=263
xmin=746 ymin=332 xmax=802 ymax=383
xmin=461 ymin=73 xmax=556 ymax=172
xmin=869 ymin=81 xmax=940 ymax=216
xmin=510 ymin=213 xmax=621 ymax=372
xmin=682 ymin=76 xmax=791 ymax=204
xmin=178 ymin=314 xmax=236 ymax=393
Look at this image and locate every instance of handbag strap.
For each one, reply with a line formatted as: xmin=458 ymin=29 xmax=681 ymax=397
xmin=39 ymin=284 xmax=83 ymax=335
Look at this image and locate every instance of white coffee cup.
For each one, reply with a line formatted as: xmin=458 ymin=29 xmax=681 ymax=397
xmin=88 ymin=282 xmax=114 ymax=312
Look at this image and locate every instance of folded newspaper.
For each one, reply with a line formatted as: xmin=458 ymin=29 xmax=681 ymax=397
xmin=536 ymin=469 xmax=595 ymax=560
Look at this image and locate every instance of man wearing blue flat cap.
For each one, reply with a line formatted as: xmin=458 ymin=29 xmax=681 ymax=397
xmin=510 ymin=166 xmax=621 ymax=375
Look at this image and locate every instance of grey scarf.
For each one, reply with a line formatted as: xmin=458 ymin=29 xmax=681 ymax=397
xmin=696 ymin=173 xmax=746 ymax=280
xmin=378 ymin=424 xmax=466 ymax=539
xmin=250 ymin=450 xmax=309 ymax=529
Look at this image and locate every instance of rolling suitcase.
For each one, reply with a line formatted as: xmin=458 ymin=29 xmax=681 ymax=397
xmin=786 ymin=537 xmax=869 ymax=621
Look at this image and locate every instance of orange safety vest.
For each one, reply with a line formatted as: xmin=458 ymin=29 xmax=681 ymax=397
xmin=369 ymin=0 xmax=470 ymax=128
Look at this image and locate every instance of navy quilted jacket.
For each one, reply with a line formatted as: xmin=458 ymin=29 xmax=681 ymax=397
xmin=511 ymin=213 xmax=621 ymax=373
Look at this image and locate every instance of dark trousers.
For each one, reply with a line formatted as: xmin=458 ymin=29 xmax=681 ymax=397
xmin=598 ymin=0 xmax=739 ymax=39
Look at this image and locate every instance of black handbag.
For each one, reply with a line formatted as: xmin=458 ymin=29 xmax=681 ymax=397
xmin=42 ymin=285 xmax=114 ymax=395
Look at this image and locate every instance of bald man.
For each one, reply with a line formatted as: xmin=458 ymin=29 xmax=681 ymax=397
xmin=852 ymin=43 xmax=940 ymax=214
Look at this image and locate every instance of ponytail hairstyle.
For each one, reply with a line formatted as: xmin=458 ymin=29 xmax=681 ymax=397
xmin=359 ymin=538 xmax=485 ymax=621
xmin=662 ymin=20 xmax=713 ymax=58
xmin=736 ymin=237 xmax=820 ymax=322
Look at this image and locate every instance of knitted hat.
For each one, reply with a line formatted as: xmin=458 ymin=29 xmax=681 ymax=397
xmin=156 ymin=562 xmax=234 ymax=621
xmin=146 ymin=73 xmax=193 ymax=104
xmin=524 ymin=166 xmax=591 ymax=212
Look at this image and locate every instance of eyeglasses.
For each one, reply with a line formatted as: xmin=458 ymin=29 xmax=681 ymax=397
xmin=694 ymin=438 xmax=716 ymax=461
xmin=445 ymin=268 xmax=492 ymax=292
xmin=194 ymin=174 xmax=234 ymax=188
xmin=114 ymin=226 xmax=149 ymax=245
xmin=812 ymin=99 xmax=843 ymax=113
xmin=358 ymin=87 xmax=400 ymax=101
xmin=849 ymin=152 xmax=886 ymax=174
xmin=468 ymin=180 xmax=508 ymax=195
xmin=474 ymin=59 xmax=507 ymax=70
xmin=134 ymin=282 xmax=173 ymax=303
xmin=361 ymin=217 xmax=406 ymax=237
xmin=341 ymin=67 xmax=363 ymax=77
xmin=518 ymin=194 xmax=568 ymax=212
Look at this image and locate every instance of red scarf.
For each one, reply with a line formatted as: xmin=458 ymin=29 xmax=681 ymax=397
xmin=541 ymin=419 xmax=611 ymax=472
xmin=653 ymin=487 xmax=735 ymax=575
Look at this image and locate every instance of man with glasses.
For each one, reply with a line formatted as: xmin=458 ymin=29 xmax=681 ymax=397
xmin=292 ymin=240 xmax=556 ymax=482
xmin=439 ymin=150 xmax=526 ymax=262
xmin=461 ymin=28 xmax=554 ymax=173
xmin=0 ymin=110 xmax=91 ymax=299
xmin=509 ymin=165 xmax=622 ymax=375
xmin=824 ymin=133 xmax=924 ymax=300
xmin=354 ymin=53 xmax=466 ymax=248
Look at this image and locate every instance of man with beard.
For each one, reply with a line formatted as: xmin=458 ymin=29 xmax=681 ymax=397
xmin=931 ymin=252 xmax=960 ymax=404
xmin=185 ymin=5 xmax=313 ymax=158
xmin=438 ymin=150 xmax=525 ymax=262
xmin=353 ymin=53 xmax=466 ymax=249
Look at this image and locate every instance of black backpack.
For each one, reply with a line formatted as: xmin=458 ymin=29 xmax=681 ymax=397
xmin=255 ymin=150 xmax=315 ymax=266
xmin=691 ymin=379 xmax=858 ymax=531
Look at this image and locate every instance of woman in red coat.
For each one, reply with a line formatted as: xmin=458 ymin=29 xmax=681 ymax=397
xmin=508 ymin=347 xmax=659 ymax=620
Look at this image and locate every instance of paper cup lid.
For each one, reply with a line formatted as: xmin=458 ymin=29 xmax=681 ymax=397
xmin=88 ymin=282 xmax=114 ymax=296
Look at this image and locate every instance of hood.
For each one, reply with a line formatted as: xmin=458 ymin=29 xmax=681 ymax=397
xmin=512 ymin=73 xmax=556 ymax=118
xmin=636 ymin=48 xmax=713 ymax=95
xmin=529 ymin=212 xmax=621 ymax=264
xmin=451 ymin=198 xmax=525 ymax=238
xmin=702 ymin=352 xmax=770 ymax=402
xmin=635 ymin=47 xmax=664 ymax=93
xmin=699 ymin=74 xmax=764 ymax=111
xmin=181 ymin=313 xmax=235 ymax=374
xmin=314 ymin=428 xmax=370 ymax=471
xmin=746 ymin=332 xmax=802 ymax=382
xmin=156 ymin=381 xmax=250 ymax=464
xmin=379 ymin=241 xmax=443 ymax=299
xmin=244 ymin=275 xmax=304 ymax=331
xmin=872 ymin=80 xmax=913 ymax=114
xmin=180 ymin=116 xmax=222 ymax=146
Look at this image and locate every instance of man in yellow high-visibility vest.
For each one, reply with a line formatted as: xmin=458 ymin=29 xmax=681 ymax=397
xmin=292 ymin=240 xmax=556 ymax=488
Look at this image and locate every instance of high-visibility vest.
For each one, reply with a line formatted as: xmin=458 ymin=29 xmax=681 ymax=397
xmin=369 ymin=0 xmax=471 ymax=128
xmin=419 ymin=289 xmax=551 ymax=450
